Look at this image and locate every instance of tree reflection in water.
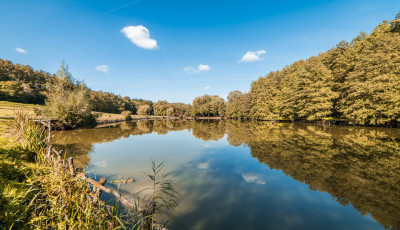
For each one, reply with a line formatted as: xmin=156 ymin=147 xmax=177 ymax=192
xmin=52 ymin=120 xmax=400 ymax=229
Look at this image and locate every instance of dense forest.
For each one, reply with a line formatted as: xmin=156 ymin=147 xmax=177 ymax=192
xmin=1 ymin=13 xmax=400 ymax=126
xmin=249 ymin=13 xmax=400 ymax=125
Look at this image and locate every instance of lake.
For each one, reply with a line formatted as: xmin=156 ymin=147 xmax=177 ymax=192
xmin=52 ymin=120 xmax=400 ymax=230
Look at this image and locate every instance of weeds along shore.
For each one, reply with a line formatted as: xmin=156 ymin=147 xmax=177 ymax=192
xmin=0 ymin=112 xmax=177 ymax=230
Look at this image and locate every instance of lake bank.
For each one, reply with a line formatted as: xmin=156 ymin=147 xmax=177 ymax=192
xmin=0 ymin=117 xmax=168 ymax=229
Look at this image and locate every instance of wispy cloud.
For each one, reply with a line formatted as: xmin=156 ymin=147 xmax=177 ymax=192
xmin=184 ymin=64 xmax=211 ymax=74
xmin=16 ymin=47 xmax=26 ymax=53
xmin=95 ymin=65 xmax=110 ymax=73
xmin=204 ymin=86 xmax=211 ymax=90
xmin=106 ymin=0 xmax=142 ymax=14
xmin=238 ymin=50 xmax=266 ymax=63
xmin=121 ymin=25 xmax=158 ymax=50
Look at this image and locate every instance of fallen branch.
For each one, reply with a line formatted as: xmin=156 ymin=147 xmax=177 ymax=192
xmin=77 ymin=173 xmax=142 ymax=212
xmin=110 ymin=178 xmax=135 ymax=184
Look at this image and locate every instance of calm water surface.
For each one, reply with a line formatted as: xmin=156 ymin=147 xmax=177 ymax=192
xmin=52 ymin=120 xmax=400 ymax=230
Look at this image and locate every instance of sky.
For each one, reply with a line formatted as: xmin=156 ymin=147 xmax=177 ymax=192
xmin=0 ymin=0 xmax=399 ymax=103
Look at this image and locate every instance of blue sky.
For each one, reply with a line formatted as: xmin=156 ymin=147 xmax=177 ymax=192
xmin=1 ymin=0 xmax=399 ymax=103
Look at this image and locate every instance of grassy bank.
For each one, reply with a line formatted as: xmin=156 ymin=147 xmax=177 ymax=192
xmin=0 ymin=118 xmax=129 ymax=229
xmin=0 ymin=101 xmax=43 ymax=118
xmin=0 ymin=101 xmax=174 ymax=126
xmin=0 ymin=113 xmax=177 ymax=229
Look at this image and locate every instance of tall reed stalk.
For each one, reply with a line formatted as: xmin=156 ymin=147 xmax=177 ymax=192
xmin=10 ymin=111 xmax=48 ymax=159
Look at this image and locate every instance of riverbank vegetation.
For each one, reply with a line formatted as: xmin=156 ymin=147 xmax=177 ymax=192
xmin=0 ymin=117 xmax=122 ymax=228
xmin=0 ymin=113 xmax=177 ymax=229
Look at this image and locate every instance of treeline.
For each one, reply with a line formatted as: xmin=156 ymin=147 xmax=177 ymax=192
xmin=153 ymin=100 xmax=191 ymax=117
xmin=0 ymin=59 xmax=150 ymax=115
xmin=0 ymin=59 xmax=192 ymax=127
xmin=2 ymin=13 xmax=400 ymax=126
xmin=193 ymin=14 xmax=400 ymax=125
xmin=0 ymin=59 xmax=49 ymax=104
xmin=249 ymin=13 xmax=400 ymax=125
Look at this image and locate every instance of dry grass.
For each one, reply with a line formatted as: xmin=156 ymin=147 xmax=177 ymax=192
xmin=0 ymin=112 xmax=178 ymax=229
xmin=0 ymin=101 xmax=43 ymax=118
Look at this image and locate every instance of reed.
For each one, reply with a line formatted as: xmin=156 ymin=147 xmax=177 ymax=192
xmin=2 ymin=112 xmax=178 ymax=229
xmin=10 ymin=111 xmax=48 ymax=159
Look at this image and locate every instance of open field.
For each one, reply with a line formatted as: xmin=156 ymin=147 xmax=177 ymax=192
xmin=0 ymin=101 xmax=175 ymax=124
xmin=0 ymin=101 xmax=43 ymax=118
xmin=0 ymin=101 xmax=128 ymax=122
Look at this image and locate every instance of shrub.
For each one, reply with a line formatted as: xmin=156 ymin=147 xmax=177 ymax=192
xmin=121 ymin=110 xmax=132 ymax=120
xmin=137 ymin=105 xmax=151 ymax=116
xmin=39 ymin=63 xmax=96 ymax=129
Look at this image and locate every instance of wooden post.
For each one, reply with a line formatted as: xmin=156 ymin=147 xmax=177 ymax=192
xmin=93 ymin=177 xmax=107 ymax=204
xmin=56 ymin=150 xmax=63 ymax=168
xmin=47 ymin=144 xmax=52 ymax=164
xmin=46 ymin=120 xmax=51 ymax=144
xmin=68 ymin=157 xmax=75 ymax=175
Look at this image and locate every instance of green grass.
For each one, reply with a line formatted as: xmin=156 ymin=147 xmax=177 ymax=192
xmin=0 ymin=118 xmax=131 ymax=229
xmin=0 ymin=101 xmax=133 ymax=124
xmin=0 ymin=114 xmax=177 ymax=229
xmin=0 ymin=101 xmax=43 ymax=118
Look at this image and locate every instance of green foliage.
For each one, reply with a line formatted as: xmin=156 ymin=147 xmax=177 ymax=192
xmin=0 ymin=120 xmax=126 ymax=229
xmin=136 ymin=160 xmax=178 ymax=229
xmin=153 ymin=100 xmax=191 ymax=117
xmin=227 ymin=90 xmax=243 ymax=104
xmin=121 ymin=110 xmax=133 ymax=120
xmin=390 ymin=12 xmax=400 ymax=33
xmin=137 ymin=104 xmax=152 ymax=116
xmin=248 ymin=12 xmax=400 ymax=125
xmin=0 ymin=59 xmax=49 ymax=104
xmin=40 ymin=63 xmax=96 ymax=129
xmin=166 ymin=107 xmax=174 ymax=117
xmin=2 ymin=113 xmax=181 ymax=229
xmin=338 ymin=21 xmax=400 ymax=124
xmin=0 ymin=58 xmax=139 ymax=116
xmin=226 ymin=91 xmax=252 ymax=119
xmin=153 ymin=100 xmax=168 ymax=116
xmin=10 ymin=111 xmax=48 ymax=156
xmin=90 ymin=91 xmax=137 ymax=114
xmin=192 ymin=95 xmax=226 ymax=117
xmin=280 ymin=57 xmax=337 ymax=120
xmin=250 ymin=70 xmax=283 ymax=120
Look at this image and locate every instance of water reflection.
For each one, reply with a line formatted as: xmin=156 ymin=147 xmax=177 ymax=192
xmin=52 ymin=120 xmax=400 ymax=229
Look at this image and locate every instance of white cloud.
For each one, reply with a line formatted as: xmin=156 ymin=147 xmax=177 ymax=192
xmin=95 ymin=65 xmax=110 ymax=73
xmin=121 ymin=25 xmax=158 ymax=50
xmin=204 ymin=86 xmax=211 ymax=90
xmin=241 ymin=173 xmax=266 ymax=184
xmin=16 ymin=47 xmax=26 ymax=53
xmin=238 ymin=50 xmax=266 ymax=63
xmin=198 ymin=64 xmax=210 ymax=71
xmin=184 ymin=64 xmax=211 ymax=74
xmin=183 ymin=66 xmax=194 ymax=72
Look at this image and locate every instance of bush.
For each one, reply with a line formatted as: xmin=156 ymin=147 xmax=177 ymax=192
xmin=137 ymin=104 xmax=151 ymax=116
xmin=121 ymin=110 xmax=132 ymax=120
xmin=39 ymin=63 xmax=96 ymax=129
